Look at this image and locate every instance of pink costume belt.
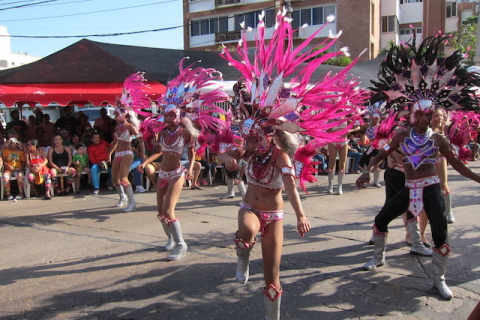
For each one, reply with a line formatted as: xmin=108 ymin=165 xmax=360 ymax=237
xmin=405 ymin=175 xmax=440 ymax=217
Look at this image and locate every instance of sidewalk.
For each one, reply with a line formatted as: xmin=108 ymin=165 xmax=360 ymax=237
xmin=1 ymin=164 xmax=479 ymax=319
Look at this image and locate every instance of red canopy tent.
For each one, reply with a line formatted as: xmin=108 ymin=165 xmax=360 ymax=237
xmin=0 ymin=82 xmax=165 ymax=108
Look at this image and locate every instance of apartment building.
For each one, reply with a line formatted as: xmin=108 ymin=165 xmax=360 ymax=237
xmin=183 ymin=0 xmax=478 ymax=63
xmin=0 ymin=26 xmax=40 ymax=70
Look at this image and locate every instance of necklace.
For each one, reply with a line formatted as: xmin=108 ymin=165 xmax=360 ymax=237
xmin=410 ymin=128 xmax=432 ymax=146
xmin=256 ymin=145 xmax=274 ymax=165
xmin=162 ymin=126 xmax=181 ymax=147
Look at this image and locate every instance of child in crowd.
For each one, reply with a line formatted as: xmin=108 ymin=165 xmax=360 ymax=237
xmin=73 ymin=143 xmax=91 ymax=192
xmin=2 ymin=138 xmax=25 ymax=200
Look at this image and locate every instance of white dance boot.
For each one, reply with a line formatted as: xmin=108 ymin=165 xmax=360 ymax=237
xmin=167 ymin=220 xmax=188 ymax=261
xmin=234 ymin=236 xmax=256 ymax=284
xmin=363 ymin=228 xmax=388 ymax=271
xmin=123 ymin=185 xmax=136 ymax=212
xmin=263 ymin=284 xmax=282 ymax=320
xmin=114 ymin=185 xmax=127 ymax=207
xmin=220 ymin=178 xmax=235 ymax=199
xmin=432 ymin=246 xmax=453 ymax=300
xmin=327 ymin=170 xmax=334 ymax=194
xmin=159 ymin=216 xmax=175 ymax=251
xmin=337 ymin=171 xmax=345 ymax=195
xmin=373 ymin=171 xmax=381 ymax=187
xmin=443 ymin=192 xmax=455 ymax=224
xmin=405 ymin=218 xmax=432 ymax=256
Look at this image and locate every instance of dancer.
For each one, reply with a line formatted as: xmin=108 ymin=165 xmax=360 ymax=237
xmin=358 ymin=34 xmax=480 ymax=300
xmin=431 ymin=108 xmax=455 ymax=223
xmin=137 ymin=58 xmax=229 ymax=261
xmin=109 ymin=73 xmax=148 ymax=212
xmin=220 ymin=9 xmax=367 ymax=319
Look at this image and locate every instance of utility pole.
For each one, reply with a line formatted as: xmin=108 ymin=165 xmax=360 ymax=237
xmin=474 ymin=4 xmax=480 ymax=66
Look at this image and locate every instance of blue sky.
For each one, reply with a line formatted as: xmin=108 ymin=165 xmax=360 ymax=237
xmin=0 ymin=0 xmax=184 ymax=58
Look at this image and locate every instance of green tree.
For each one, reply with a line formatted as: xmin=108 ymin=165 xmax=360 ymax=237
xmin=447 ymin=16 xmax=478 ymax=65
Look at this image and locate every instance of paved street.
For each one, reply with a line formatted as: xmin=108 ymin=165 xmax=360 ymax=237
xmin=1 ymin=164 xmax=479 ymax=320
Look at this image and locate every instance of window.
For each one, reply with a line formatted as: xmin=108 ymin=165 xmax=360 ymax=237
xmin=381 ymin=15 xmax=397 ymax=32
xmin=399 ymin=29 xmax=411 ymax=35
xmin=291 ymin=5 xmax=335 ymax=29
xmin=446 ymin=2 xmax=457 ymax=18
xmin=233 ymin=10 xmax=276 ymax=31
xmin=191 ymin=20 xmax=200 ymax=36
xmin=0 ymin=60 xmax=7 ymax=68
xmin=400 ymin=0 xmax=422 ymax=3
xmin=191 ymin=16 xmax=229 ymax=36
xmin=416 ymin=27 xmax=422 ymax=34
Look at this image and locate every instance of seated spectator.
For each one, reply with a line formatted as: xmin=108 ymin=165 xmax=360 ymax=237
xmin=34 ymin=108 xmax=44 ymax=126
xmin=48 ymin=135 xmax=77 ymax=195
xmin=59 ymin=128 xmax=72 ymax=146
xmin=70 ymin=134 xmax=80 ymax=155
xmin=2 ymin=138 xmax=25 ymax=200
xmin=25 ymin=139 xmax=52 ymax=200
xmin=180 ymin=147 xmax=202 ymax=190
xmin=313 ymin=146 xmax=328 ymax=174
xmin=87 ymin=132 xmax=112 ymax=194
xmin=81 ymin=125 xmax=94 ymax=147
xmin=35 ymin=126 xmax=45 ymax=141
xmin=73 ymin=143 xmax=91 ymax=193
xmin=347 ymin=132 xmax=364 ymax=174
xmin=130 ymin=139 xmax=146 ymax=193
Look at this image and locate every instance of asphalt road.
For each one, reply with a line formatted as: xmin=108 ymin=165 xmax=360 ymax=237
xmin=1 ymin=163 xmax=479 ymax=319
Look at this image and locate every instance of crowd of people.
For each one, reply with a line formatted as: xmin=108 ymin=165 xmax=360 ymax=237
xmin=2 ymin=10 xmax=480 ymax=320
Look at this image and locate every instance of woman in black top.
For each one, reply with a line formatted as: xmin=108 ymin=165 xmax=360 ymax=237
xmin=48 ymin=134 xmax=77 ymax=195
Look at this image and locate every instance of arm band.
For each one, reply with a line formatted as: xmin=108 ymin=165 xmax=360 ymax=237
xmin=281 ymin=166 xmax=295 ymax=177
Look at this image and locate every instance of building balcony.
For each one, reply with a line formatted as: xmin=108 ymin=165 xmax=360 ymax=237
xmin=215 ymin=0 xmax=241 ymax=7
xmin=215 ymin=31 xmax=242 ymax=42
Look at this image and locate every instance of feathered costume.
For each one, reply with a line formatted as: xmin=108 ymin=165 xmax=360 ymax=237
xmin=220 ymin=9 xmax=369 ymax=192
xmin=363 ymin=32 xmax=480 ymax=300
xmin=138 ymin=58 xmax=230 ymax=151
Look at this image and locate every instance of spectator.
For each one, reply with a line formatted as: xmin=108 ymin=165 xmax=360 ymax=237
xmin=73 ymin=143 xmax=91 ymax=193
xmin=25 ymin=139 xmax=52 ymax=200
xmin=59 ymin=128 xmax=72 ymax=146
xmin=6 ymin=110 xmax=28 ymax=141
xmin=81 ymin=125 xmax=94 ymax=146
xmin=40 ymin=113 xmax=55 ymax=141
xmin=48 ymin=135 xmax=76 ymax=195
xmin=313 ymin=146 xmax=328 ymax=174
xmin=87 ymin=132 xmax=112 ymax=194
xmin=76 ymin=112 xmax=90 ymax=139
xmin=94 ymin=107 xmax=115 ymax=143
xmin=2 ymin=137 xmax=25 ymax=200
xmin=35 ymin=126 xmax=45 ymax=141
xmin=54 ymin=106 xmax=78 ymax=137
xmin=347 ymin=132 xmax=365 ymax=174
xmin=26 ymin=115 xmax=38 ymax=141
xmin=34 ymin=108 xmax=44 ymax=126
xmin=39 ymin=131 xmax=52 ymax=154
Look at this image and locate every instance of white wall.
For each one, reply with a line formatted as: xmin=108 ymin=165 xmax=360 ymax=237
xmin=381 ymin=0 xmax=399 ymax=16
xmin=445 ymin=17 xmax=458 ymax=32
xmin=399 ymin=2 xmax=423 ymax=23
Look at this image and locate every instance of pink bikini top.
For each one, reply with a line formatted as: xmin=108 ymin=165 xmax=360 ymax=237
xmin=246 ymin=152 xmax=283 ymax=190
xmin=159 ymin=133 xmax=186 ymax=156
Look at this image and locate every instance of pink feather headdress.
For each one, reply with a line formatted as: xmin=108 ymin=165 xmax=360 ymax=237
xmin=116 ymin=72 xmax=151 ymax=114
xmin=220 ymin=8 xmax=368 ymax=143
xmin=138 ymin=58 xmax=230 ymax=146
